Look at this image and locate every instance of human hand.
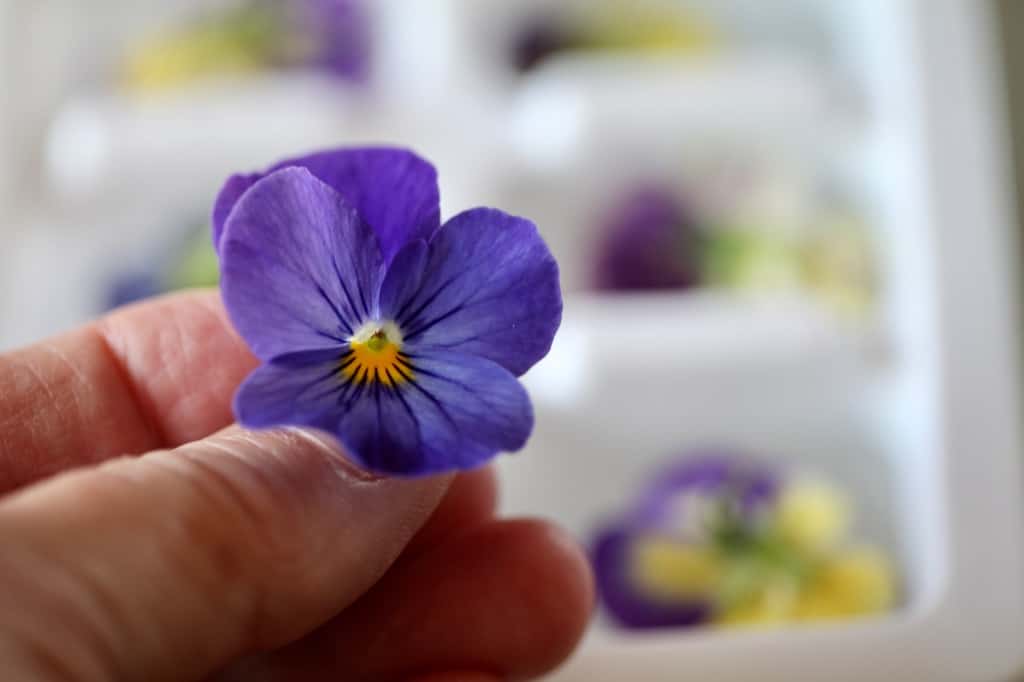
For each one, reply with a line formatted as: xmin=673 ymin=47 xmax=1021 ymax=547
xmin=0 ymin=291 xmax=592 ymax=681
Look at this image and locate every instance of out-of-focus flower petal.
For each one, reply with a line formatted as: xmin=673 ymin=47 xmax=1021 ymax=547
xmin=702 ymin=229 xmax=804 ymax=292
xmin=106 ymin=272 xmax=162 ymax=309
xmin=630 ymin=454 xmax=778 ymax=534
xmin=716 ymin=579 xmax=802 ymax=627
xmin=592 ymin=527 xmax=713 ymax=629
xmin=511 ymin=16 xmax=577 ymax=72
xmin=289 ymin=0 xmax=371 ymax=81
xmin=795 ymin=548 xmax=895 ymax=620
xmin=594 ymin=187 xmax=701 ymax=291
xmin=776 ymin=480 xmax=850 ymax=554
xmin=628 ymin=537 xmax=722 ymax=601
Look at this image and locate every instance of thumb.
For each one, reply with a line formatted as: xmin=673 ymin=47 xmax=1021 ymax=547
xmin=0 ymin=427 xmax=451 ymax=682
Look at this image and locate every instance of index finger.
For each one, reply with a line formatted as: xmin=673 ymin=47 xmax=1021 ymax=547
xmin=0 ymin=290 xmax=256 ymax=493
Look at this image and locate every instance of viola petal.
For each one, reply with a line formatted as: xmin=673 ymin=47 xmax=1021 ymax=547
xmin=220 ymin=167 xmax=384 ymax=360
xmin=211 ymin=172 xmax=259 ymax=251
xmin=213 ymin=147 xmax=440 ymax=263
xmin=236 ymin=348 xmax=532 ymax=475
xmin=234 ymin=348 xmax=350 ymax=430
xmin=334 ymin=349 xmax=532 ymax=474
xmin=380 ymin=208 xmax=561 ymax=376
xmin=401 ymin=348 xmax=533 ymax=456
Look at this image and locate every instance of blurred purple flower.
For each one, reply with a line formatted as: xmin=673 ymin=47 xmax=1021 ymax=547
xmin=592 ymin=453 xmax=778 ymax=629
xmin=213 ymin=147 xmax=562 ymax=475
xmin=630 ymin=455 xmax=778 ymax=533
xmin=511 ymin=17 xmax=576 ymax=73
xmin=592 ymin=527 xmax=714 ymax=629
xmin=106 ymin=272 xmax=161 ymax=310
xmin=287 ymin=0 xmax=370 ymax=81
xmin=593 ymin=187 xmax=702 ymax=291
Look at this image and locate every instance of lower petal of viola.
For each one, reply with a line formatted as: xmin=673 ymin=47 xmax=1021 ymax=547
xmin=233 ymin=347 xmax=350 ymax=430
xmin=336 ymin=349 xmax=533 ymax=475
xmin=400 ymin=349 xmax=533 ymax=455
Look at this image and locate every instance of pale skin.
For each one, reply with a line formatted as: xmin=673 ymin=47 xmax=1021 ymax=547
xmin=0 ymin=290 xmax=593 ymax=682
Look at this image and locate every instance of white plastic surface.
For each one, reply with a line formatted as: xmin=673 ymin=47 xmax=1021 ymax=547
xmin=497 ymin=1 xmax=1024 ymax=680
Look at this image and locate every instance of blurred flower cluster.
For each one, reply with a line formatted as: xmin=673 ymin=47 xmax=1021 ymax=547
xmin=594 ymin=177 xmax=875 ymax=321
xmin=592 ymin=454 xmax=895 ymax=629
xmin=122 ymin=0 xmax=369 ymax=92
xmin=512 ymin=2 xmax=717 ymax=72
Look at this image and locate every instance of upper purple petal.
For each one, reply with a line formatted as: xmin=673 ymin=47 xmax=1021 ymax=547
xmin=212 ymin=147 xmax=440 ymax=264
xmin=220 ymin=167 xmax=384 ymax=360
xmin=379 ymin=208 xmax=562 ymax=377
xmin=211 ymin=172 xmax=259 ymax=251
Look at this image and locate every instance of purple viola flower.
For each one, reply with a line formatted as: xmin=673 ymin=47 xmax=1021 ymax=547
xmin=591 ymin=453 xmax=778 ymax=629
xmin=213 ymin=147 xmax=562 ymax=475
xmin=593 ymin=186 xmax=702 ymax=291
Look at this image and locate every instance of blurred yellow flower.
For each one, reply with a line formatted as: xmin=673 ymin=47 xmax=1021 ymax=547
xmin=717 ymin=549 xmax=893 ymax=627
xmin=795 ymin=548 xmax=895 ymax=620
xmin=717 ymin=578 xmax=802 ymax=627
xmin=122 ymin=10 xmax=274 ymax=93
xmin=802 ymin=215 xmax=876 ymax=320
xmin=776 ymin=479 xmax=850 ymax=554
xmin=124 ymin=32 xmax=259 ymax=91
xmin=629 ymin=536 xmax=723 ymax=600
xmin=580 ymin=2 xmax=717 ymax=54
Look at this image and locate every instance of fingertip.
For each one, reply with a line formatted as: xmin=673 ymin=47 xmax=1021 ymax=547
xmin=405 ymin=673 xmax=503 ymax=682
xmin=284 ymin=516 xmax=595 ymax=681
xmin=480 ymin=519 xmax=595 ymax=676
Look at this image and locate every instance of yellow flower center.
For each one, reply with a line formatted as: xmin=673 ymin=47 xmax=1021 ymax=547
xmin=342 ymin=321 xmax=412 ymax=387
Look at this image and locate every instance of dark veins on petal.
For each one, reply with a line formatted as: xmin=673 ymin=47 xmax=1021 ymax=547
xmin=390 ymin=241 xmax=505 ymax=332
xmin=314 ymin=283 xmax=354 ymax=336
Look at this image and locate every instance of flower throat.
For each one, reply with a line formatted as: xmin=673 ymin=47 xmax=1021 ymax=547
xmin=342 ymin=320 xmax=412 ymax=387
